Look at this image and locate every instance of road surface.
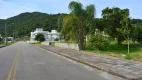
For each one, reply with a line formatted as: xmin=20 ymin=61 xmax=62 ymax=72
xmin=0 ymin=42 xmax=122 ymax=80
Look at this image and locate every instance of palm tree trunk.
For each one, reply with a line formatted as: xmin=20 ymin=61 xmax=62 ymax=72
xmin=78 ymin=35 xmax=84 ymax=50
xmin=78 ymin=24 xmax=84 ymax=50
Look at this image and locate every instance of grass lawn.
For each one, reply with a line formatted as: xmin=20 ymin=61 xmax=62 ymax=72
xmin=85 ymin=41 xmax=142 ymax=62
xmin=0 ymin=42 xmax=16 ymax=46
xmin=29 ymin=42 xmax=41 ymax=44
xmin=0 ymin=43 xmax=5 ymax=46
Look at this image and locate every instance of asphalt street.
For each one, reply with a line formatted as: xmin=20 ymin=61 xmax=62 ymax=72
xmin=0 ymin=42 xmax=122 ymax=80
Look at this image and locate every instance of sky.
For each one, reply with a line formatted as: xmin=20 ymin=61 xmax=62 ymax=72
xmin=0 ymin=0 xmax=142 ymax=19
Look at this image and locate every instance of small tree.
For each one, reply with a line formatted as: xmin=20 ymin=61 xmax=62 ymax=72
xmin=117 ymin=17 xmax=131 ymax=54
xmin=35 ymin=33 xmax=45 ymax=42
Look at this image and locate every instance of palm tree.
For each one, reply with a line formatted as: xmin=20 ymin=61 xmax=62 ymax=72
xmin=61 ymin=1 xmax=96 ymax=50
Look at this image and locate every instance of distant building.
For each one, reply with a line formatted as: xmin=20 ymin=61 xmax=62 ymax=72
xmin=7 ymin=37 xmax=14 ymax=41
xmin=30 ymin=28 xmax=60 ymax=42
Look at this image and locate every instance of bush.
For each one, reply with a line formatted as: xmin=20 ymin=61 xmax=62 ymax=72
xmin=35 ymin=33 xmax=45 ymax=42
xmin=49 ymin=42 xmax=55 ymax=46
xmin=87 ymin=33 xmax=110 ymax=50
xmin=55 ymin=38 xmax=59 ymax=41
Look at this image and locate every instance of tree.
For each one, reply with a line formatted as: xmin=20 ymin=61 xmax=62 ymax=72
xmin=102 ymin=7 xmax=130 ymax=44
xmin=35 ymin=33 xmax=45 ymax=42
xmin=136 ymin=25 xmax=142 ymax=43
xmin=95 ymin=18 xmax=106 ymax=31
xmin=117 ymin=18 xmax=131 ymax=54
xmin=61 ymin=1 xmax=96 ymax=50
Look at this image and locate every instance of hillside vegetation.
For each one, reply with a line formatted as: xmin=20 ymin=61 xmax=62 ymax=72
xmin=0 ymin=12 xmax=66 ymax=37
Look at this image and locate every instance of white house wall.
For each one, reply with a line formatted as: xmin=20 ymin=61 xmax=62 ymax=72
xmin=30 ymin=29 xmax=60 ymax=42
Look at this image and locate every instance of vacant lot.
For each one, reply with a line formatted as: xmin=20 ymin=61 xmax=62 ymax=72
xmin=85 ymin=41 xmax=142 ymax=62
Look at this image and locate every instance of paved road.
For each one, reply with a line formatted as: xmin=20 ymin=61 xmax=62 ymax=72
xmin=0 ymin=42 xmax=122 ymax=80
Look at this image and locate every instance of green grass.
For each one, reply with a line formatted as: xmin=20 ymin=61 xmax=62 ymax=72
xmin=29 ymin=42 xmax=41 ymax=44
xmin=0 ymin=42 xmax=5 ymax=46
xmin=0 ymin=41 xmax=16 ymax=46
xmin=85 ymin=41 xmax=142 ymax=61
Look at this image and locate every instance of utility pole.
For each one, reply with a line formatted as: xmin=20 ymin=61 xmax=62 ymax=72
xmin=13 ymin=31 xmax=15 ymax=42
xmin=5 ymin=20 xmax=7 ymax=46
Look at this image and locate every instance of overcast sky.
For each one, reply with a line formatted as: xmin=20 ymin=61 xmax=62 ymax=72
xmin=0 ymin=0 xmax=142 ymax=19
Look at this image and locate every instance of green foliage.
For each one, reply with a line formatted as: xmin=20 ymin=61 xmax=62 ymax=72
xmin=136 ymin=25 xmax=142 ymax=43
xmin=102 ymin=7 xmax=130 ymax=44
xmin=35 ymin=33 xmax=45 ymax=42
xmin=0 ymin=12 xmax=66 ymax=37
xmin=87 ymin=33 xmax=110 ymax=50
xmin=49 ymin=42 xmax=55 ymax=46
xmin=0 ymin=37 xmax=2 ymax=41
xmin=131 ymin=25 xmax=138 ymax=43
xmin=55 ymin=38 xmax=59 ymax=41
xmin=30 ymin=42 xmax=41 ymax=44
xmin=125 ymin=54 xmax=133 ymax=60
xmin=62 ymin=14 xmax=79 ymax=42
xmin=85 ymin=41 xmax=142 ymax=61
xmin=61 ymin=1 xmax=96 ymax=50
xmin=132 ymin=19 xmax=142 ymax=25
xmin=57 ymin=15 xmax=67 ymax=32
xmin=117 ymin=18 xmax=131 ymax=40
xmin=95 ymin=18 xmax=106 ymax=31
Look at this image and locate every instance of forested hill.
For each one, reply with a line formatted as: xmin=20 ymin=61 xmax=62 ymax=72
xmin=0 ymin=12 xmax=142 ymax=38
xmin=0 ymin=12 xmax=66 ymax=37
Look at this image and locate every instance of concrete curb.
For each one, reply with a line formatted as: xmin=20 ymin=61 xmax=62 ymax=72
xmin=41 ymin=47 xmax=141 ymax=80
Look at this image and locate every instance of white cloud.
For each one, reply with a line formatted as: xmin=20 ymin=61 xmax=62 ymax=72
xmin=0 ymin=0 xmax=37 ymax=19
xmin=0 ymin=0 xmax=94 ymax=19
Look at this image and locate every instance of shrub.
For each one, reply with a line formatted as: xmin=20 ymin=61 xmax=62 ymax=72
xmin=87 ymin=33 xmax=110 ymax=50
xmin=55 ymin=38 xmax=59 ymax=41
xmin=35 ymin=33 xmax=45 ymax=42
xmin=49 ymin=42 xmax=55 ymax=46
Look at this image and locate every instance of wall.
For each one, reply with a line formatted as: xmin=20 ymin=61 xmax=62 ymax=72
xmin=55 ymin=43 xmax=79 ymax=50
xmin=41 ymin=41 xmax=49 ymax=45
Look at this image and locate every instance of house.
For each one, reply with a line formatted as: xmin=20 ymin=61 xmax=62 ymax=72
xmin=30 ymin=28 xmax=60 ymax=42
